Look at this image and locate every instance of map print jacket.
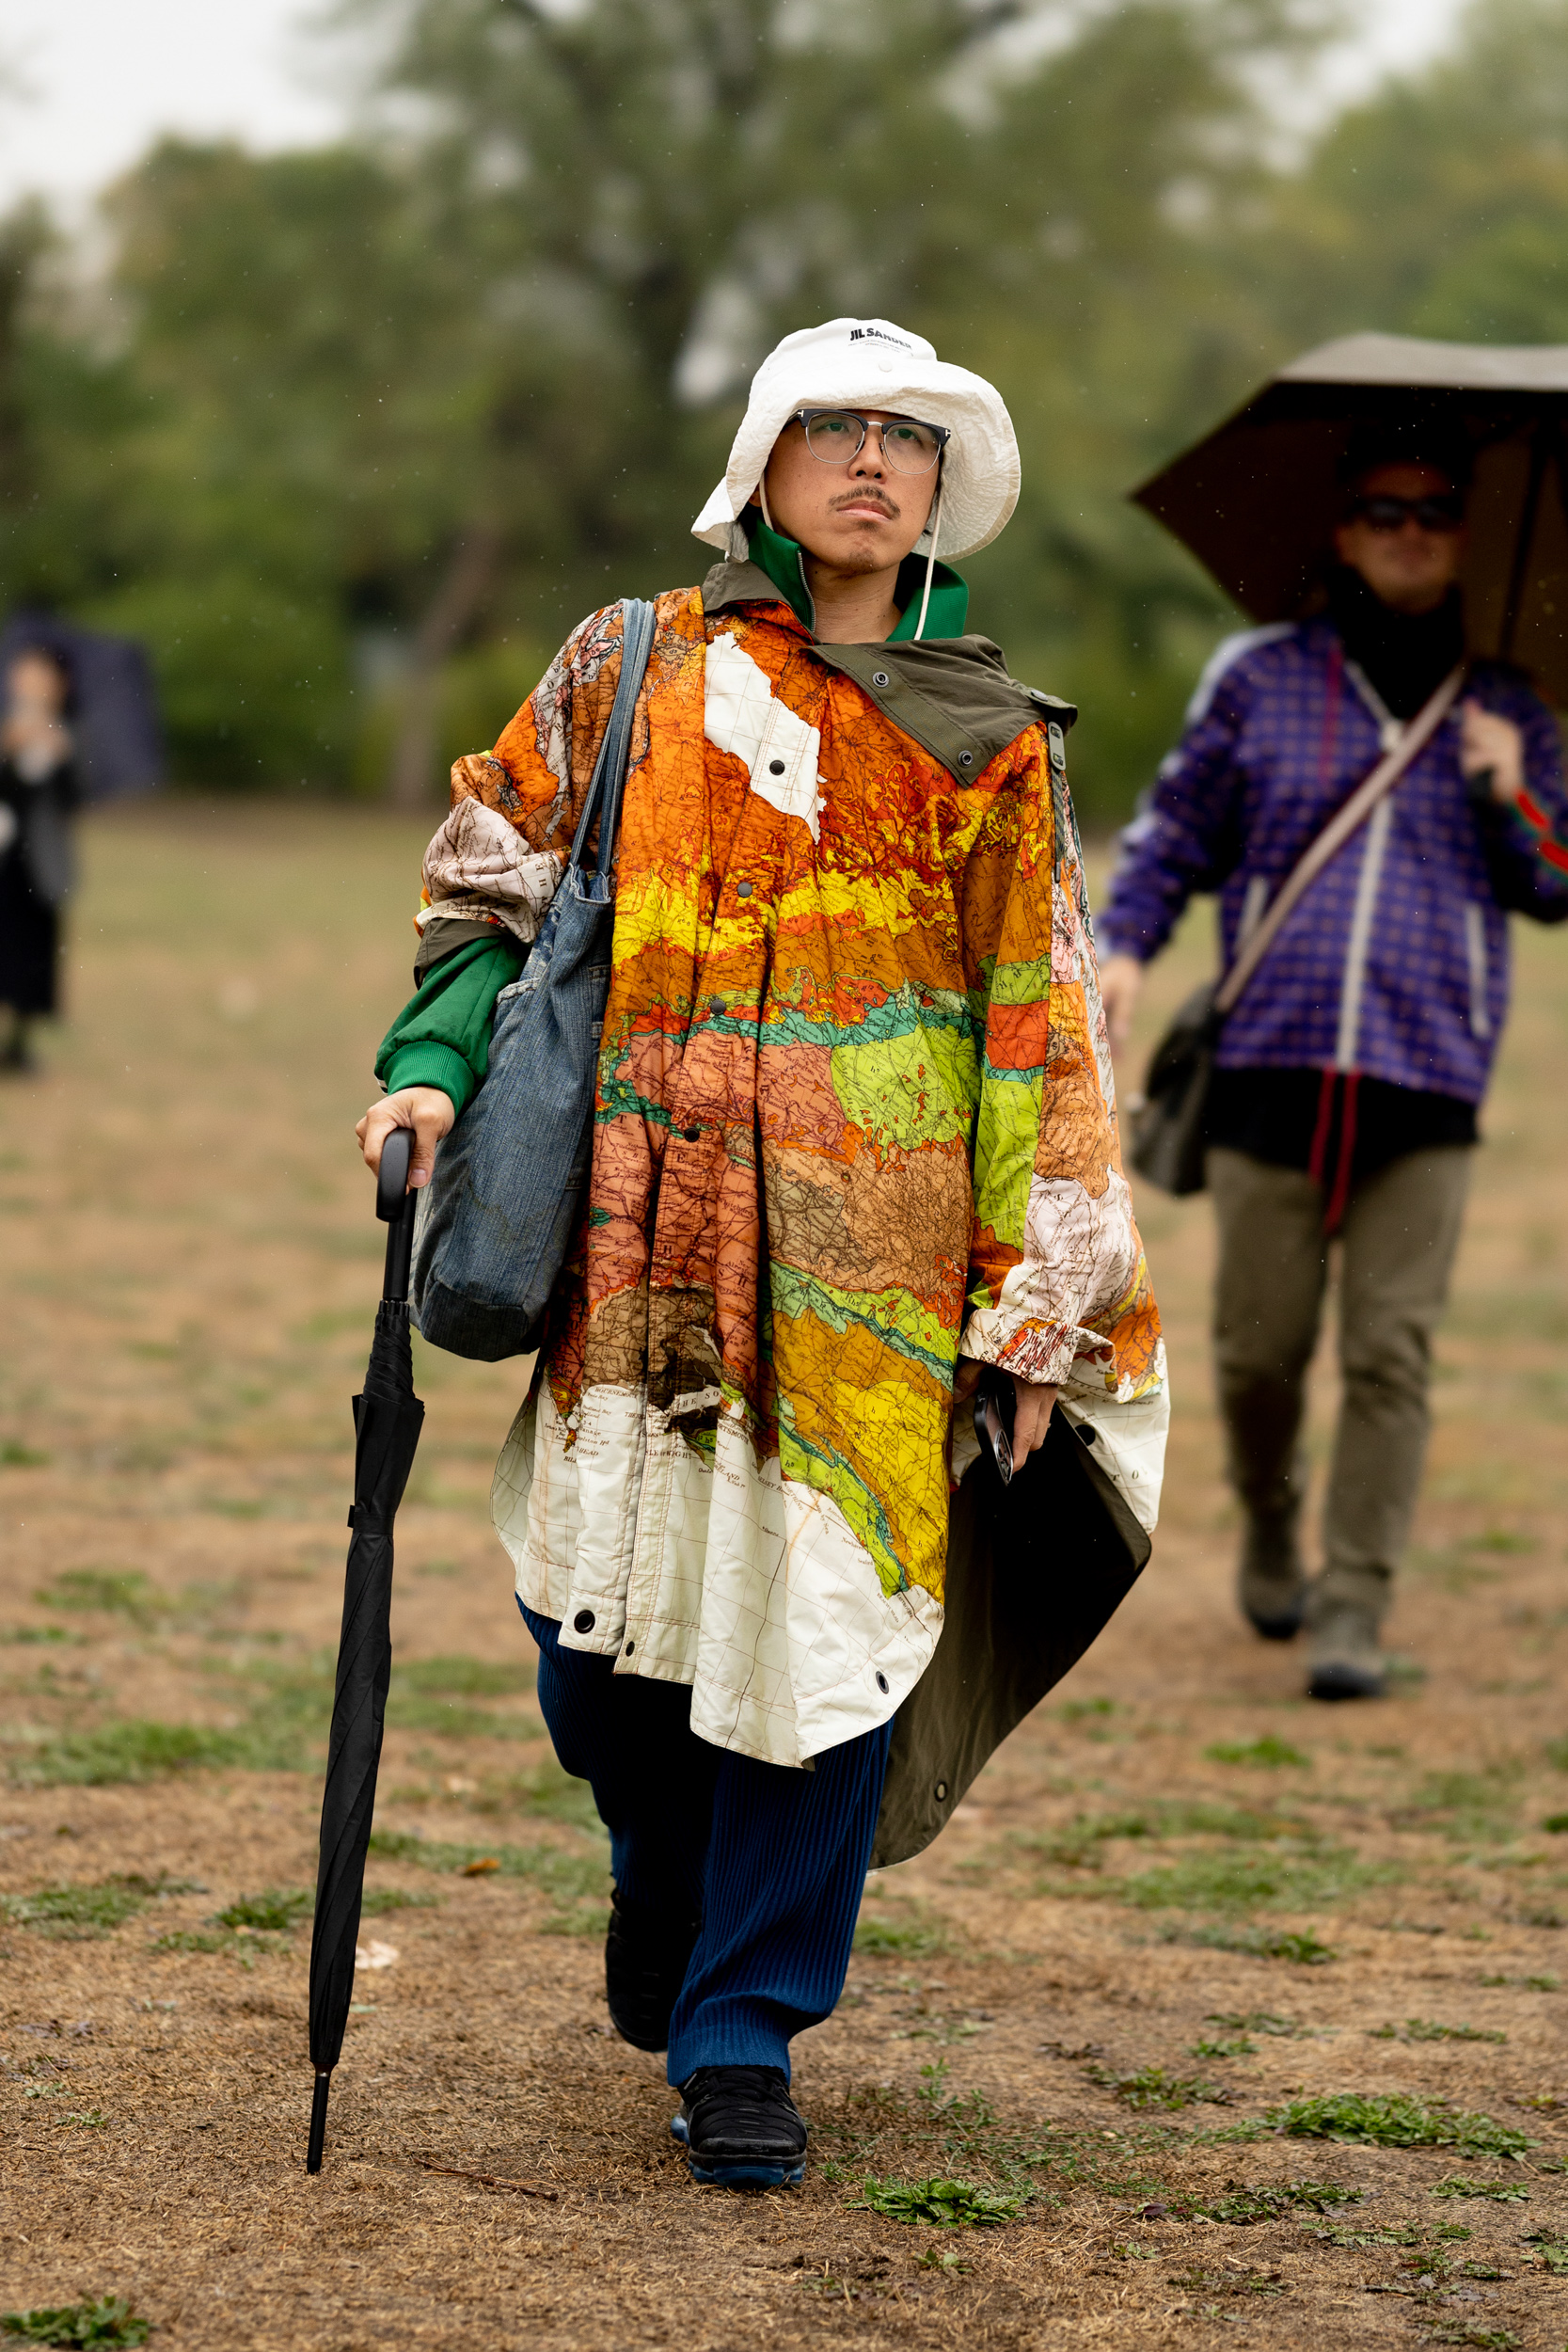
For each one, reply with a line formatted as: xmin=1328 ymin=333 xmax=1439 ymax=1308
xmin=388 ymin=560 xmax=1167 ymax=1768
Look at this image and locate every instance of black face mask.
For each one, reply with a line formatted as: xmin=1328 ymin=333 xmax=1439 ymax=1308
xmin=1326 ymin=566 xmax=1465 ymax=721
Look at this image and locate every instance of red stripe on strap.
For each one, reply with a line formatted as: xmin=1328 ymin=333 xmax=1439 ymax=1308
xmin=1323 ymin=1071 xmax=1360 ymax=1237
xmin=1307 ymin=1068 xmax=1338 ymax=1188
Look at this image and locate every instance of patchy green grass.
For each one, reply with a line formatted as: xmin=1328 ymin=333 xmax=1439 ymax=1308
xmin=1 ymin=2298 xmax=149 ymax=2346
xmin=1368 ymin=2018 xmax=1507 ymax=2043
xmin=1270 ymin=2093 xmax=1530 ymax=2159
xmin=1056 ymin=1697 xmax=1117 ymax=1724
xmin=367 ymin=1826 xmax=609 ymax=1932
xmin=0 ymin=1440 xmax=51 ymax=1470
xmin=1204 ymin=1737 xmax=1311 ymax=1769
xmin=1204 ymin=2010 xmax=1305 ymax=2036
xmin=1190 ymin=2036 xmax=1256 ymax=2058
xmin=393 ymin=1654 xmax=535 ymax=1698
xmin=848 ymin=2175 xmax=1025 ymax=2227
xmin=1400 ymin=1769 xmax=1523 ymax=1845
xmin=1179 ymin=1925 xmax=1337 ymax=1963
xmin=1087 ymin=2064 xmax=1227 ymax=2113
xmin=214 ymin=1888 xmax=311 ymax=1932
xmin=1164 ymin=2265 xmax=1286 ymax=2298
xmin=467 ymin=1758 xmax=598 ymax=1831
xmin=357 ymin=1886 xmax=441 ymax=1915
xmin=33 ymin=1570 xmax=167 ymax=1626
xmin=1122 ymin=1844 xmax=1378 ymax=1914
xmin=1430 ymin=2176 xmax=1529 ymax=2201
xmin=1 ymin=1874 xmax=198 ymax=1940
xmin=10 ymin=1721 xmax=246 ymax=1786
xmin=1193 ymin=2181 xmax=1361 ymax=2223
xmin=853 ymin=1908 xmax=950 ymax=1958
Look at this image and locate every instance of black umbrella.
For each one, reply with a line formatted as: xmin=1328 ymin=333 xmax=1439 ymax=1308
xmin=307 ymin=1129 xmax=423 ymax=2174
xmin=1132 ymin=331 xmax=1568 ymax=706
xmin=0 ymin=610 xmax=164 ymax=801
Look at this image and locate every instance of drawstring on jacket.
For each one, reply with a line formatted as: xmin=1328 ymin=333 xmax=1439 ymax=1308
xmin=914 ymin=470 xmax=943 ymax=642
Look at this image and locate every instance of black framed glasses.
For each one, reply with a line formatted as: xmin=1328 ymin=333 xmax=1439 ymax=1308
xmin=1350 ymin=492 xmax=1465 ymax=534
xmin=790 ymin=408 xmax=949 ymax=475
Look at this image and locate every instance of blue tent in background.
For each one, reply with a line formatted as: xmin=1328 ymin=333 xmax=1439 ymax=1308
xmin=0 ymin=611 xmax=164 ymax=802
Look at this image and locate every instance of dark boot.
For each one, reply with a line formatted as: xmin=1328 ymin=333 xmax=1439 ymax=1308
xmin=604 ymin=1888 xmax=700 ymax=2053
xmin=1306 ymin=1577 xmax=1386 ymax=1701
xmin=672 ymin=2065 xmax=807 ymax=2189
xmin=1237 ymin=1515 xmax=1307 ymax=1641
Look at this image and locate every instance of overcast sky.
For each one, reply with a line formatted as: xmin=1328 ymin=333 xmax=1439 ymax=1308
xmin=0 ymin=0 xmax=1468 ymax=215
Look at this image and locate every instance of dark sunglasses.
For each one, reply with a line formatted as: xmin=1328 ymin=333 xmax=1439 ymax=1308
xmin=1349 ymin=492 xmax=1465 ymax=534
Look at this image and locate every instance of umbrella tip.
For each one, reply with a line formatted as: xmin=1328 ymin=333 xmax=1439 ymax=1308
xmin=307 ymin=2070 xmax=332 ymax=2173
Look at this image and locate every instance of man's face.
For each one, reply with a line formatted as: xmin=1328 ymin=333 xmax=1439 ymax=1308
xmin=7 ymin=652 xmax=67 ymax=717
xmin=756 ymin=409 xmax=940 ymax=575
xmin=1333 ymin=462 xmax=1466 ymax=615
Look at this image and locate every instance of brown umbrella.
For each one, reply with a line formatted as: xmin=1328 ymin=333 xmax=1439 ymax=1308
xmin=1132 ymin=331 xmax=1568 ymax=705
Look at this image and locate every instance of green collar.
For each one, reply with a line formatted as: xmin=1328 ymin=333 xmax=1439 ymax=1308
xmin=745 ymin=514 xmax=970 ymax=642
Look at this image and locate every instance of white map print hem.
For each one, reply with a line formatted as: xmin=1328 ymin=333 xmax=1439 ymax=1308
xmin=494 ymin=1370 xmax=940 ymax=1768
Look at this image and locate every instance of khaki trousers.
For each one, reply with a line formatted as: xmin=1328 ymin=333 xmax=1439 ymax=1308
xmin=1208 ymin=1145 xmax=1471 ymax=1630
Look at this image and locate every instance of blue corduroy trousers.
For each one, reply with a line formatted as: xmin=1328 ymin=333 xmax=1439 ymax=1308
xmin=519 ymin=1603 xmax=893 ymax=2087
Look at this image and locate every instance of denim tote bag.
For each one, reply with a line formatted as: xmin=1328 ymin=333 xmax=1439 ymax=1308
xmin=410 ymin=598 xmax=657 ymax=1359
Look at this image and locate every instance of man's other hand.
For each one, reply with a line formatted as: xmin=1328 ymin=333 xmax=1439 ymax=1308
xmin=952 ymin=1360 xmax=1060 ymax=1468
xmin=1462 ymin=700 xmax=1525 ymax=805
xmin=356 ymin=1087 xmax=455 ymax=1190
xmin=1098 ymin=952 xmax=1143 ymax=1050
xmin=1009 ymin=1376 xmax=1059 ymax=1465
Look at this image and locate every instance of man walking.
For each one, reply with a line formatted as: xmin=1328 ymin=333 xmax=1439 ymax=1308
xmin=357 ymin=320 xmax=1165 ymax=2187
xmin=1098 ymin=422 xmax=1568 ymax=1701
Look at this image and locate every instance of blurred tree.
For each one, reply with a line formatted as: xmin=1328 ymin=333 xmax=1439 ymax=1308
xmin=335 ymin=0 xmax=1338 ymax=806
xmin=1250 ymin=0 xmax=1568 ymax=346
xmin=20 ymin=0 xmax=1568 ymax=809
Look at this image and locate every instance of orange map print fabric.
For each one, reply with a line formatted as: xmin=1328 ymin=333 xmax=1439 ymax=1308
xmin=421 ymin=586 xmax=1165 ymax=1766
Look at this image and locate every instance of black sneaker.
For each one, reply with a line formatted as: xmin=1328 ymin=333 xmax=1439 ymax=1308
xmin=604 ymin=1888 xmax=700 ymax=2053
xmin=671 ymin=2065 xmax=807 ymax=2189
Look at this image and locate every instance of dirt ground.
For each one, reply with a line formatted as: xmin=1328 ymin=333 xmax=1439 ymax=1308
xmin=3 ymin=800 xmax=1567 ymax=2351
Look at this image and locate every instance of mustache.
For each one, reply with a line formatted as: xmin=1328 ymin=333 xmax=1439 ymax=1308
xmin=830 ymin=488 xmax=898 ymax=518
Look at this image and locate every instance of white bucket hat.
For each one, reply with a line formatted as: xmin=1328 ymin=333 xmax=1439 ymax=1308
xmin=691 ymin=317 xmax=1021 ymax=563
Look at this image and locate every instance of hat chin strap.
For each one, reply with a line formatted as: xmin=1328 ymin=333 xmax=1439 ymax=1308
xmin=913 ymin=474 xmax=942 ymax=642
xmin=757 ymin=477 xmax=775 ymax=532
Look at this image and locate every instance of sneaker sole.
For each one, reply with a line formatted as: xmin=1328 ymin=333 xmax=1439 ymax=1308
xmin=670 ymin=2111 xmax=803 ymax=2186
xmin=1308 ymin=1662 xmax=1385 ymax=1701
xmin=686 ymin=2154 xmax=805 ymax=2189
xmin=1246 ymin=1607 xmax=1305 ymax=1642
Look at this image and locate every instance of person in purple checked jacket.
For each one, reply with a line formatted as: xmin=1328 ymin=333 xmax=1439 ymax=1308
xmin=1097 ymin=420 xmax=1568 ymax=1700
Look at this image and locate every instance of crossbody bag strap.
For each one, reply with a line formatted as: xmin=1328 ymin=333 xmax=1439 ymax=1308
xmin=565 ymin=596 xmax=659 ymax=880
xmin=1212 ymin=663 xmax=1465 ymax=1020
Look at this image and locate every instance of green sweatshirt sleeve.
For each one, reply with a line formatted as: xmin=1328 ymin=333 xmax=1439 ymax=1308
xmin=374 ymin=932 xmax=527 ymax=1118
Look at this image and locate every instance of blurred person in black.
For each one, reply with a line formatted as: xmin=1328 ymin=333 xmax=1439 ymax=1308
xmin=0 ymin=644 xmax=78 ymax=1073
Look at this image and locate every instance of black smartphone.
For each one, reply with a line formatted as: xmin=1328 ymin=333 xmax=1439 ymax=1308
xmin=973 ymin=1369 xmax=1016 ymax=1486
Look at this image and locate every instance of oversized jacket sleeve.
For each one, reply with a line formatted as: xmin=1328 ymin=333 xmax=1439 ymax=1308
xmin=376 ymin=603 xmax=635 ymax=1104
xmin=1470 ymin=675 xmax=1568 ymax=922
xmin=1094 ymin=640 xmax=1260 ymax=962
xmin=958 ymin=730 xmax=1164 ymax=1402
xmin=414 ymin=600 xmax=633 ymax=940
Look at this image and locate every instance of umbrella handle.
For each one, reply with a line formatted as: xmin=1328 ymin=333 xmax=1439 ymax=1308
xmin=377 ymin=1128 xmax=415 ymax=1305
xmin=376 ymin=1126 xmax=414 ymax=1221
